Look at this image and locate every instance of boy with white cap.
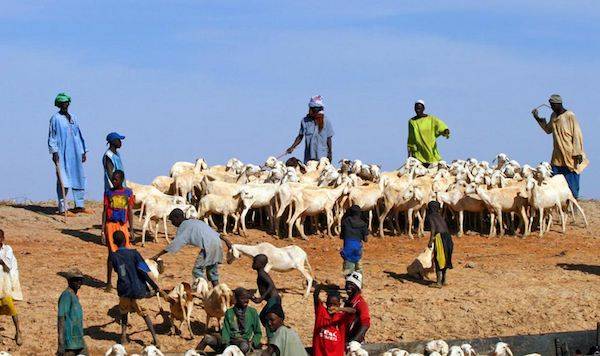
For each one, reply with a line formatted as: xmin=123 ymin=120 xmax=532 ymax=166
xmin=343 ymin=272 xmax=370 ymax=344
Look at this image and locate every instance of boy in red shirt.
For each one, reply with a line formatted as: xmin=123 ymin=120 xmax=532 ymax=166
xmin=344 ymin=272 xmax=370 ymax=344
xmin=312 ymin=284 xmax=355 ymax=356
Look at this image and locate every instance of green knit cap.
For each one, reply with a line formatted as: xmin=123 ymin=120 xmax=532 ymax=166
xmin=54 ymin=92 xmax=71 ymax=107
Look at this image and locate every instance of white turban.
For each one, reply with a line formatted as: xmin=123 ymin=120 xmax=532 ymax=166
xmin=549 ymin=94 xmax=563 ymax=104
xmin=415 ymin=99 xmax=425 ymax=106
xmin=309 ymin=95 xmax=324 ymax=108
xmin=346 ymin=271 xmax=363 ymax=290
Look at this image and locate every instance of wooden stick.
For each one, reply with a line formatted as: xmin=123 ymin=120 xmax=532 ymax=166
xmin=55 ymin=161 xmax=68 ymax=222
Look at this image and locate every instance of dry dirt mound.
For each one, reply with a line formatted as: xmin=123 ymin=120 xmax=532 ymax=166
xmin=0 ymin=200 xmax=598 ymax=354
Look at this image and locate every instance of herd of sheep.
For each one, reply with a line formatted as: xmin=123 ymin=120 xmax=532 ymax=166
xmin=96 ymin=338 xmax=537 ymax=355
xmin=105 ymin=154 xmax=589 ymax=356
xmin=128 ymin=153 xmax=588 ymax=243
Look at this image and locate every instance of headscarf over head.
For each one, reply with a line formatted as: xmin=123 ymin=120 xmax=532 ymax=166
xmin=427 ymin=200 xmax=441 ymax=215
xmin=309 ymin=95 xmax=324 ymax=108
xmin=415 ymin=99 xmax=426 ymax=106
xmin=54 ymin=92 xmax=71 ymax=107
xmin=549 ymin=94 xmax=563 ymax=104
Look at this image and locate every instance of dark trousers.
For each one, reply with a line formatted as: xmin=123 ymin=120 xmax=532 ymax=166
xmin=552 ymin=165 xmax=580 ymax=198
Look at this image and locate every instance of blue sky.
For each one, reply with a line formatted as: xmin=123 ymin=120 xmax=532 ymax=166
xmin=1 ymin=1 xmax=598 ymax=201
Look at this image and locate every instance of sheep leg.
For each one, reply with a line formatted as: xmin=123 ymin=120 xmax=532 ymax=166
xmin=368 ymin=210 xmax=373 ymax=233
xmin=268 ymin=204 xmax=275 ymax=233
xmin=497 ymin=209 xmax=505 ymax=237
xmin=418 ymin=208 xmax=427 ymax=237
xmin=538 ymin=207 xmax=545 ymax=237
xmin=378 ymin=204 xmax=392 ymax=237
xmin=240 ymin=207 xmax=250 ymax=237
xmin=324 ymin=209 xmax=331 ymax=237
xmin=288 ymin=206 xmax=304 ymax=239
xmin=233 ymin=213 xmax=241 ymax=235
xmin=141 ymin=215 xmax=151 ymax=247
xmin=394 ymin=208 xmax=403 ymax=236
xmin=222 ymin=214 xmax=229 ymax=235
xmin=458 ymin=210 xmax=464 ymax=237
xmin=139 ymin=199 xmax=145 ymax=222
xmin=297 ymin=215 xmax=308 ymax=240
xmin=558 ymin=204 xmax=566 ymax=233
xmin=570 ymin=198 xmax=588 ymax=227
xmin=407 ymin=208 xmax=414 ymax=239
xmin=208 ymin=215 xmax=218 ymax=230
xmin=163 ymin=216 xmax=170 ymax=242
xmin=297 ymin=266 xmax=313 ymax=298
xmin=489 ymin=212 xmax=496 ymax=237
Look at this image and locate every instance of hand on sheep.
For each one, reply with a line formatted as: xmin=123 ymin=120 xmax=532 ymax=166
xmin=251 ymin=296 xmax=263 ymax=304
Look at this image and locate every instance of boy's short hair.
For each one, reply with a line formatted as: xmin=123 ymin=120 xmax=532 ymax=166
xmin=112 ymin=169 xmax=125 ymax=180
xmin=113 ymin=231 xmax=126 ymax=247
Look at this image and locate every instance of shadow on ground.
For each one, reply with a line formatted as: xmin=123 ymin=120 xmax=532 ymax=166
xmin=384 ymin=270 xmax=435 ymax=286
xmin=61 ymin=228 xmax=103 ymax=246
xmin=56 ymin=271 xmax=106 ymax=289
xmin=9 ymin=204 xmax=58 ymax=216
xmin=557 ymin=263 xmax=600 ymax=276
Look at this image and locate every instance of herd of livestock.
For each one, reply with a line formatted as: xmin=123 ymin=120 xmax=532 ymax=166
xmin=128 ymin=153 xmax=588 ymax=244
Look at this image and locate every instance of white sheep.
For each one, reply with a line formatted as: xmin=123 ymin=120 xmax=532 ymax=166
xmin=226 ymin=242 xmax=314 ymax=297
xmin=105 ymin=344 xmax=127 ymax=356
xmin=382 ymin=349 xmax=409 ymax=356
xmin=197 ymin=190 xmax=252 ymax=235
xmin=347 ymin=341 xmax=369 ymax=356
xmin=448 ymin=345 xmax=464 ymax=356
xmin=141 ymin=345 xmax=165 ymax=356
xmin=183 ymin=350 xmax=202 ymax=356
xmin=141 ymin=198 xmax=198 ymax=245
xmin=425 ymin=339 xmax=449 ymax=356
xmin=218 ymin=345 xmax=245 ymax=356
xmin=493 ymin=342 xmax=513 ymax=356
xmin=202 ymin=283 xmax=234 ymax=331
xmin=460 ymin=344 xmax=476 ymax=356
xmin=151 ymin=175 xmax=175 ymax=194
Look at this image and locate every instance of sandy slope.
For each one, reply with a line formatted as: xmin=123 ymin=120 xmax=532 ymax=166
xmin=0 ymin=200 xmax=597 ymax=355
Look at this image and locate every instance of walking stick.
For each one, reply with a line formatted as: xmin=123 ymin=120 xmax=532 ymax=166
xmin=275 ymin=151 xmax=289 ymax=160
xmin=54 ymin=161 xmax=68 ymax=222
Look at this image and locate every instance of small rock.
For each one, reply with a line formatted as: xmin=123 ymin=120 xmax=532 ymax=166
xmin=465 ymin=262 xmax=477 ymax=269
xmin=556 ymin=250 xmax=567 ymax=257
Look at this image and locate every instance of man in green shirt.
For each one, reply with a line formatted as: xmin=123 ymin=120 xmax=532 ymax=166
xmin=57 ymin=268 xmax=87 ymax=356
xmin=407 ymin=100 xmax=450 ymax=166
xmin=195 ymin=287 xmax=262 ymax=354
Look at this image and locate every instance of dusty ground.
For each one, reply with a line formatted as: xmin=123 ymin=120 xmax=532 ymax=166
xmin=0 ymin=200 xmax=598 ymax=355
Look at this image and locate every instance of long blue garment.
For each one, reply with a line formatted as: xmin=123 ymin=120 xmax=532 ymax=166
xmin=103 ymin=149 xmax=124 ymax=190
xmin=552 ymin=165 xmax=580 ymax=198
xmin=47 ymin=112 xmax=87 ymax=189
xmin=299 ymin=116 xmax=334 ymax=163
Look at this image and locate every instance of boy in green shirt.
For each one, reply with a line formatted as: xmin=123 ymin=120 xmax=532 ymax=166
xmin=196 ymin=287 xmax=262 ymax=354
xmin=57 ymin=268 xmax=87 ymax=356
xmin=407 ymin=99 xmax=450 ymax=166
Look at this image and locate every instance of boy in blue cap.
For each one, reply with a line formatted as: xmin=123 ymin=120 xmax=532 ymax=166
xmin=103 ymin=132 xmax=126 ymax=191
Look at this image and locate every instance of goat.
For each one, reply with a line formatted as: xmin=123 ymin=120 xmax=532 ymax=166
xmin=226 ymin=242 xmax=314 ymax=297
xmin=163 ymin=282 xmax=195 ymax=339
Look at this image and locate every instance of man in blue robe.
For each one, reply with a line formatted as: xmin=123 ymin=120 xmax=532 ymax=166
xmin=48 ymin=93 xmax=90 ymax=214
xmin=285 ymin=95 xmax=335 ymax=163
